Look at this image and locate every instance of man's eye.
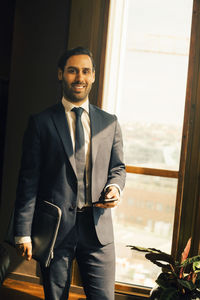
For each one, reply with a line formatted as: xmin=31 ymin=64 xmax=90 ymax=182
xmin=83 ymin=69 xmax=90 ymax=74
xmin=68 ymin=69 xmax=76 ymax=74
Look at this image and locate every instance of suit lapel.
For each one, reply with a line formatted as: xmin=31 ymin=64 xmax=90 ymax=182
xmin=89 ymin=104 xmax=103 ymax=167
xmin=51 ymin=103 xmax=106 ymax=177
xmin=51 ymin=102 xmax=77 ymax=176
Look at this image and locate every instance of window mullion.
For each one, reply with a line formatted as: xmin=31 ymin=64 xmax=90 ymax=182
xmin=126 ymin=165 xmax=178 ymax=178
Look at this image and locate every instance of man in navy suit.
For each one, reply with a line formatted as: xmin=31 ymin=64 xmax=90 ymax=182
xmin=14 ymin=47 xmax=126 ymax=300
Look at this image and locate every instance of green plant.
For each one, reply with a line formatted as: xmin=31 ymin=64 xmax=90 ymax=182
xmin=128 ymin=238 xmax=200 ymax=300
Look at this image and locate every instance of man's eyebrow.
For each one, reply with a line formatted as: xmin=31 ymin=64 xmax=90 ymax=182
xmin=66 ymin=66 xmax=78 ymax=70
xmin=68 ymin=66 xmax=91 ymax=69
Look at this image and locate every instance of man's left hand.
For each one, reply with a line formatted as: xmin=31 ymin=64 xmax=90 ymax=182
xmin=94 ymin=186 xmax=120 ymax=208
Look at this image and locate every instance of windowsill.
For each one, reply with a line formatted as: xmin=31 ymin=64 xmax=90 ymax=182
xmin=6 ymin=273 xmax=151 ymax=299
xmin=115 ymin=282 xmax=151 ymax=298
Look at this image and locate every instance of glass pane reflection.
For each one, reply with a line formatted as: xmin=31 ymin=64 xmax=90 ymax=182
xmin=113 ymin=173 xmax=177 ymax=287
xmin=116 ymin=0 xmax=193 ymax=170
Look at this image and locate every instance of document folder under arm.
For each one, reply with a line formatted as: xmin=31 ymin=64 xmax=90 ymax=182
xmin=5 ymin=200 xmax=62 ymax=268
xmin=31 ymin=201 xmax=62 ymax=267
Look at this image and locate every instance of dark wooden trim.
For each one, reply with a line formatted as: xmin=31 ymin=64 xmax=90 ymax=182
xmin=115 ymin=283 xmax=151 ymax=298
xmin=5 ymin=274 xmax=150 ymax=299
xmin=96 ymin=0 xmax=110 ymax=108
xmin=172 ymin=0 xmax=200 ymax=259
xmin=67 ymin=0 xmax=109 ymax=107
xmin=0 ymin=78 xmax=9 ymax=207
xmin=1 ymin=278 xmax=87 ymax=299
xmin=7 ymin=272 xmax=40 ymax=284
xmin=126 ymin=165 xmax=178 ymax=178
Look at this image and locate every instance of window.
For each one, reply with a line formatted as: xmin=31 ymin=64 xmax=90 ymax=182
xmin=102 ymin=0 xmax=193 ymax=289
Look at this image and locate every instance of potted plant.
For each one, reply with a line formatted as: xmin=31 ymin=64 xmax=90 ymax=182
xmin=128 ymin=238 xmax=200 ymax=300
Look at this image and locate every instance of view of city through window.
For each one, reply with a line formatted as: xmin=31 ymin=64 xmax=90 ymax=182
xmin=103 ymin=0 xmax=193 ymax=287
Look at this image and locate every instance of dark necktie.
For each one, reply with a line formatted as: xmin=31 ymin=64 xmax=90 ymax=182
xmin=72 ymin=107 xmax=86 ymax=208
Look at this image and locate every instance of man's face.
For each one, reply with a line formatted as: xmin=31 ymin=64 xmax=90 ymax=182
xmin=58 ymin=54 xmax=95 ymax=104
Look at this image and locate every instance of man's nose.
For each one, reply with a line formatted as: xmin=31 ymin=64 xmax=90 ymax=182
xmin=75 ymin=71 xmax=83 ymax=81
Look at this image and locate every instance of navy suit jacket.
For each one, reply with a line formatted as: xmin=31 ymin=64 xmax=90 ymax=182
xmin=14 ymin=102 xmax=126 ymax=247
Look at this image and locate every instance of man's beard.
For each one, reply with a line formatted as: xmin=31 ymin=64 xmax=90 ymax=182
xmin=62 ymin=78 xmax=92 ymax=103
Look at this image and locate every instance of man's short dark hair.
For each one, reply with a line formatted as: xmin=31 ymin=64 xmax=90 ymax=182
xmin=58 ymin=46 xmax=96 ymax=72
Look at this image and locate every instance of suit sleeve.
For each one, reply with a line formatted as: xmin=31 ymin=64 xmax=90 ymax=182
xmin=106 ymin=118 xmax=126 ymax=191
xmin=14 ymin=116 xmax=41 ymax=236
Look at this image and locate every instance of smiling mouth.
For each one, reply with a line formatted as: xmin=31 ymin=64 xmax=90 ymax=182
xmin=72 ymin=83 xmax=86 ymax=90
xmin=72 ymin=84 xmax=85 ymax=93
xmin=72 ymin=84 xmax=86 ymax=92
xmin=74 ymin=85 xmax=84 ymax=89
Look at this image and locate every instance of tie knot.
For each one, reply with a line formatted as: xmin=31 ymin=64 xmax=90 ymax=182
xmin=72 ymin=107 xmax=84 ymax=118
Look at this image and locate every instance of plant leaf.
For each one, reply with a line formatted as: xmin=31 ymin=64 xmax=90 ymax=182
xmin=192 ymin=272 xmax=197 ymax=284
xmin=179 ymin=267 xmax=184 ymax=279
xmin=145 ymin=252 xmax=175 ymax=268
xmin=127 ymin=245 xmax=162 ymax=254
xmin=177 ymin=278 xmax=196 ymax=291
xmin=181 ymin=255 xmax=200 ymax=268
xmin=193 ymin=261 xmax=200 ymax=272
xmin=159 ymin=287 xmax=179 ymax=300
xmin=156 ymin=273 xmax=173 ymax=289
xmin=181 ymin=237 xmax=192 ymax=263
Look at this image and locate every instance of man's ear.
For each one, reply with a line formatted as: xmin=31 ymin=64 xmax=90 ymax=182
xmin=92 ymin=70 xmax=95 ymax=83
xmin=58 ymin=68 xmax=63 ymax=81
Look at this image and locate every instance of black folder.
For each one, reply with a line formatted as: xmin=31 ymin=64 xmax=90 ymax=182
xmin=5 ymin=201 xmax=62 ymax=267
xmin=31 ymin=201 xmax=62 ymax=267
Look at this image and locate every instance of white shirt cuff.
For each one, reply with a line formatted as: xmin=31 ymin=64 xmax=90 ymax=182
xmin=105 ymin=183 xmax=122 ymax=195
xmin=15 ymin=236 xmax=32 ymax=244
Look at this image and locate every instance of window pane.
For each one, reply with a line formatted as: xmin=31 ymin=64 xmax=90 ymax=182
xmin=103 ymin=0 xmax=193 ymax=170
xmin=113 ymin=173 xmax=178 ymax=286
xmin=103 ymin=0 xmax=193 ymax=288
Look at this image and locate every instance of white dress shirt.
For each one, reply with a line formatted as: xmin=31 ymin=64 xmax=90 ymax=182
xmin=61 ymin=97 xmax=92 ymax=208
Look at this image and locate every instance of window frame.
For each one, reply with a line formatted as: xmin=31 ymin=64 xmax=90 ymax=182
xmin=171 ymin=0 xmax=200 ymax=260
xmin=97 ymin=0 xmax=200 ymax=297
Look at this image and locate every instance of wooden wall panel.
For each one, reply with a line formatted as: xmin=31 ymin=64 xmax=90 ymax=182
xmin=0 ymin=1 xmax=15 ymax=207
xmin=0 ymin=0 xmax=15 ymax=80
xmin=67 ymin=0 xmax=110 ymax=106
xmin=0 ymin=0 xmax=71 ymax=279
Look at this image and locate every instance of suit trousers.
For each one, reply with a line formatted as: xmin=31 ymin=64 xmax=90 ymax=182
xmin=40 ymin=208 xmax=115 ymax=300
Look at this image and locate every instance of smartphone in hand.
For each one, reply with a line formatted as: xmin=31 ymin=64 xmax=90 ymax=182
xmin=102 ymin=198 xmax=118 ymax=203
xmin=93 ymin=198 xmax=118 ymax=205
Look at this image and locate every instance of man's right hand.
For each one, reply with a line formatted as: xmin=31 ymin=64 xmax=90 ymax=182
xmin=16 ymin=242 xmax=32 ymax=261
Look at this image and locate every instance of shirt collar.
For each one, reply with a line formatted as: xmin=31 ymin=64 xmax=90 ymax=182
xmin=62 ymin=97 xmax=89 ymax=114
